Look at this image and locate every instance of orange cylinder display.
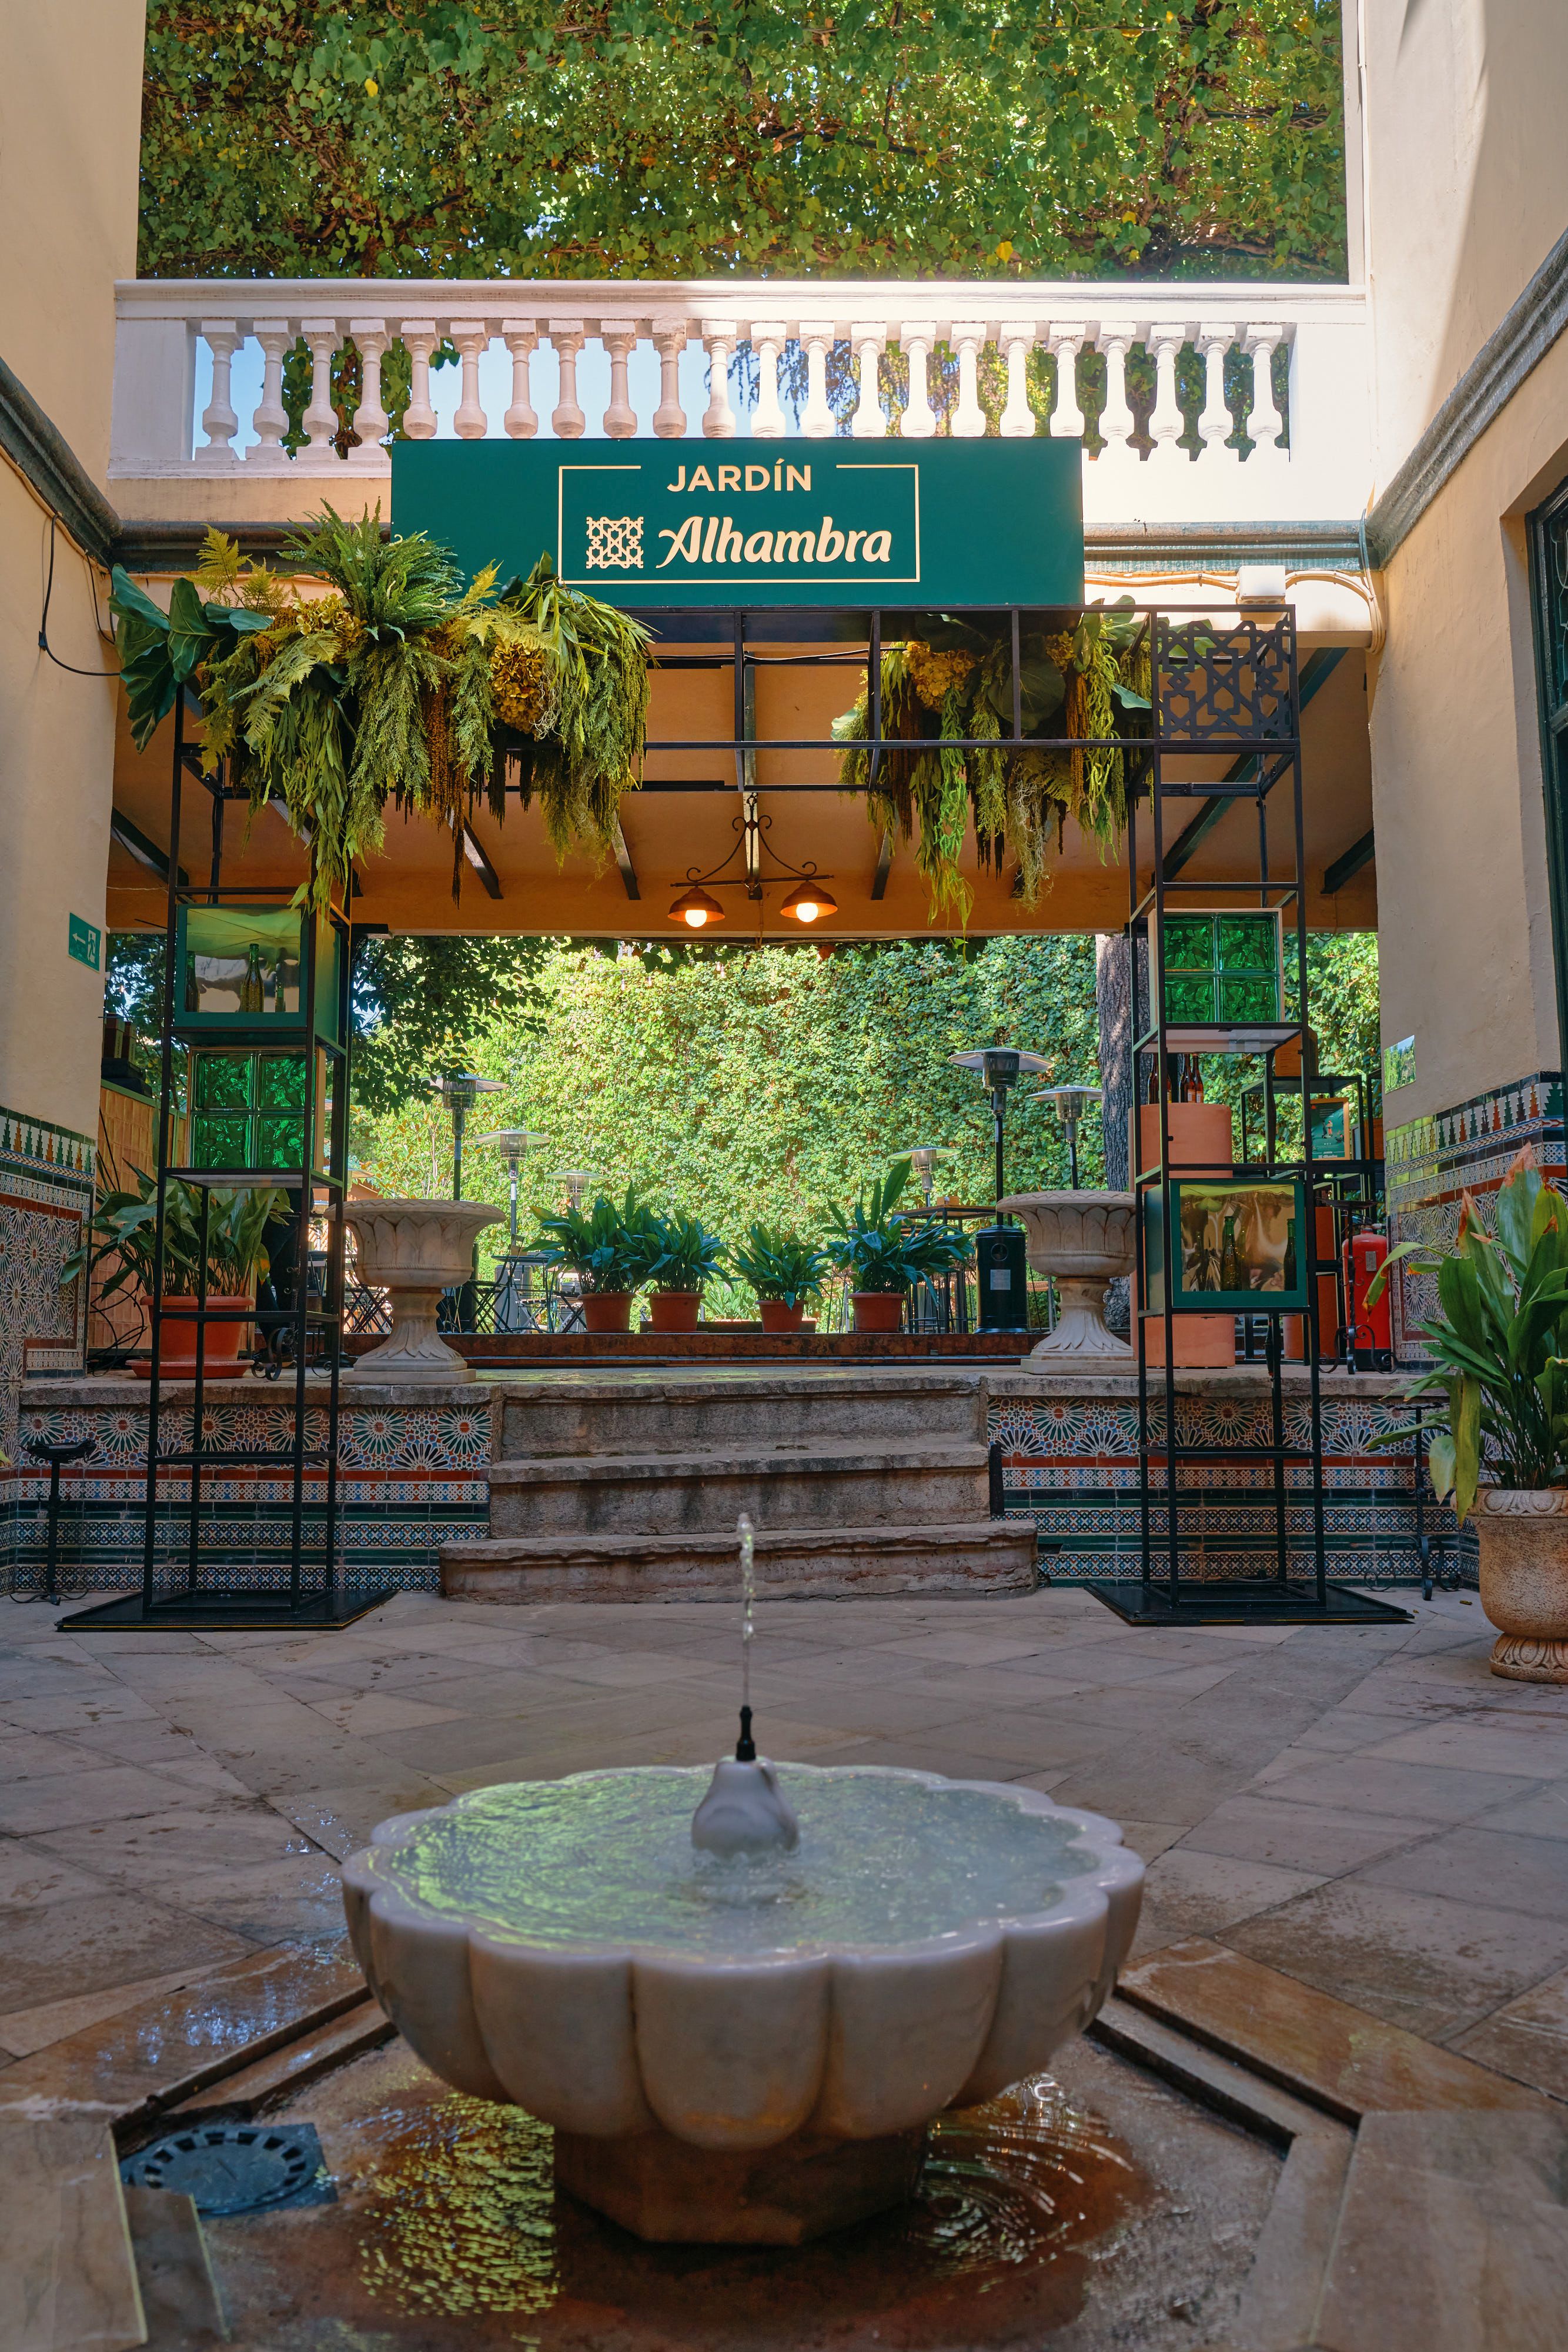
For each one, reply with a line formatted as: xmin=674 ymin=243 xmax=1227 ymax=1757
xmin=1136 ymin=1101 xmax=1236 ymax=1368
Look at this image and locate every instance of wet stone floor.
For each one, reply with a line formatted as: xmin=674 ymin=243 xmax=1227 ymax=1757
xmin=196 ymin=2032 xmax=1279 ymax=2352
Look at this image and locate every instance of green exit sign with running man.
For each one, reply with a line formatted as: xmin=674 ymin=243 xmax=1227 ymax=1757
xmin=393 ymin=440 xmax=1084 ymax=609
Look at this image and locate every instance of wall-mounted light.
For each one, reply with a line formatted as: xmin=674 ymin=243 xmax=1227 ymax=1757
xmin=780 ymin=880 xmax=838 ymax=924
xmin=669 ymin=884 xmax=726 ymax=930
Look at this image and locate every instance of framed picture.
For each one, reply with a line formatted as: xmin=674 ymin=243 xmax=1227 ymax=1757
xmin=1309 ymin=1095 xmax=1356 ymax=1162
xmin=1145 ymin=1178 xmax=1308 ymax=1314
xmin=173 ymin=906 xmax=343 ymax=1043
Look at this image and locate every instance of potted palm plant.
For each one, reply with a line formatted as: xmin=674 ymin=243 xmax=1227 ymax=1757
xmin=1370 ymin=1147 xmax=1568 ymax=1682
xmin=731 ymin=1225 xmax=834 ymax=1334
xmin=645 ymin=1212 xmax=727 ymax=1332
xmin=63 ymin=1172 xmax=285 ymax=1376
xmin=825 ymin=1158 xmax=972 ymax=1334
xmin=534 ymin=1187 xmax=662 ymax=1334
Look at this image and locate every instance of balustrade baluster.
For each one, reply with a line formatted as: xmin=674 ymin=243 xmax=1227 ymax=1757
xmin=651 ymin=316 xmax=688 ymax=439
xmin=399 ymin=320 xmax=439 ymax=440
xmin=1245 ymin=325 xmax=1285 ymax=455
xmin=898 ymin=322 xmax=937 ymax=439
xmin=248 ymin=318 xmax=293 ymax=462
xmin=998 ymin=322 xmax=1037 ymax=437
xmin=601 ymin=322 xmax=639 ymax=437
xmin=450 ymin=325 xmax=490 ymax=438
xmin=799 ymin=316 xmax=837 ymax=438
xmin=349 ymin=319 xmax=391 ymax=458
xmin=195 ymin=321 xmax=240 ymax=467
xmin=297 ymin=318 xmax=342 ymax=468
xmin=1047 ymin=325 xmax=1087 ymax=438
xmin=700 ymin=319 xmax=738 ymax=437
xmin=1096 ymin=325 xmax=1137 ymax=459
xmin=501 ymin=321 xmax=538 ymax=439
xmin=1198 ymin=323 xmax=1238 ymax=458
xmin=950 ymin=323 xmax=988 ymax=438
xmin=849 ymin=323 xmax=886 ymax=437
xmin=1147 ymin=320 xmax=1189 ymax=458
xmin=549 ymin=319 xmax=587 ymax=438
xmin=749 ymin=322 xmax=787 ymax=440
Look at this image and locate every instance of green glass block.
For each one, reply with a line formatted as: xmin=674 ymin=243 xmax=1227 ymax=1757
xmin=1221 ymin=972 xmax=1280 ymax=1023
xmin=255 ymin=1114 xmax=305 ymax=1172
xmin=1166 ymin=973 xmax=1218 ymax=1023
xmin=194 ymin=1053 xmax=253 ymax=1111
xmin=1218 ymin=915 xmax=1277 ymax=971
xmin=193 ymin=1112 xmax=249 ymax=1168
xmin=1162 ymin=916 xmax=1216 ymax=972
xmin=256 ymin=1053 xmax=307 ymax=1110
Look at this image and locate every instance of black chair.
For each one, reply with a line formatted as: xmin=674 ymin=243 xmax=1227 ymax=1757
xmin=21 ymin=1438 xmax=95 ymax=1603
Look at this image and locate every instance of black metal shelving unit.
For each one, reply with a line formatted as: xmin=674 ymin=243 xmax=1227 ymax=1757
xmin=63 ymin=692 xmax=394 ymax=1631
xmin=1088 ymin=612 xmax=1406 ymax=1628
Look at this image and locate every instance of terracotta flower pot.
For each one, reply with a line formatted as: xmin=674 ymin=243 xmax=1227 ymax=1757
xmin=758 ymin=1299 xmax=807 ymax=1334
xmin=1475 ymin=1487 xmax=1568 ymax=1683
xmin=582 ymin=1291 xmax=634 ymax=1334
xmin=852 ymin=1291 xmax=904 ymax=1334
xmin=138 ymin=1294 xmax=250 ymax=1379
xmin=648 ymin=1291 xmax=701 ymax=1333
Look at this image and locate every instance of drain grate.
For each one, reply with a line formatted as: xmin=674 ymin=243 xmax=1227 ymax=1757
xmin=121 ymin=2121 xmax=334 ymax=2216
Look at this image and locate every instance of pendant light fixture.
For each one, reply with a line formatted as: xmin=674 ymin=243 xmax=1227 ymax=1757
xmin=780 ymin=880 xmax=838 ymax=924
xmin=668 ymin=883 xmax=726 ymax=929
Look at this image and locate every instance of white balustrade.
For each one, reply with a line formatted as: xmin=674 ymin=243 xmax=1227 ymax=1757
xmin=108 ymin=278 xmax=1371 ymax=527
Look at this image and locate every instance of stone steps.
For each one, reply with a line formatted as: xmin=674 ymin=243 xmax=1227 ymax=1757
xmin=494 ymin=1369 xmax=987 ymax=1459
xmin=440 ymin=1520 xmax=1037 ymax=1602
xmin=488 ymin=1439 xmax=991 ymax=1537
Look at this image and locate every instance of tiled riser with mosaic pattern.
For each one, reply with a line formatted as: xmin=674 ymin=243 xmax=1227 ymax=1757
xmin=5 ymin=1399 xmax=490 ymax=1595
xmin=988 ymin=1391 xmax=1465 ymax=1584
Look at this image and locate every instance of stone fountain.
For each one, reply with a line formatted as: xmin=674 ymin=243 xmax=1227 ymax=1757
xmin=340 ymin=1522 xmax=1144 ymax=2244
xmin=343 ymin=1198 xmax=503 ymax=1385
xmin=1000 ymin=1192 xmax=1137 ymax=1368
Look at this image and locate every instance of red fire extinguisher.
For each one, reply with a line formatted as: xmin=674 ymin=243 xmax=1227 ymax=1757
xmin=1343 ymin=1229 xmax=1391 ymax=1364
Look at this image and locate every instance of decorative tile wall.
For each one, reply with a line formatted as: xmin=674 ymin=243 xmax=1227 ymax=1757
xmin=1 ymin=1104 xmax=97 ymax=1576
xmin=988 ymin=1386 xmax=1463 ymax=1586
xmin=1385 ymin=1071 xmax=1566 ymax=1362
xmin=8 ymin=1396 xmax=491 ymax=1599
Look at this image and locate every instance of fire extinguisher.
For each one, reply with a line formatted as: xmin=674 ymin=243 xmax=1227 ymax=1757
xmin=1343 ymin=1229 xmax=1391 ymax=1368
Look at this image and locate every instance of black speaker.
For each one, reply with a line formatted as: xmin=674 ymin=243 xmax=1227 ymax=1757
xmin=975 ymin=1224 xmax=1029 ymax=1331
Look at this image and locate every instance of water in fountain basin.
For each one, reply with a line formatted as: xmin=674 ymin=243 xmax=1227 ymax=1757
xmin=377 ymin=1768 xmax=1100 ymax=1956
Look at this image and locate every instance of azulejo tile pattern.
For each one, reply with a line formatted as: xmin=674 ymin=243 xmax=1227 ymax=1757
xmin=1385 ymin=1070 xmax=1566 ymax=1364
xmin=989 ymin=1389 xmax=1461 ymax=1585
xmin=6 ymin=1398 xmax=491 ymax=1598
xmin=1 ymin=1102 xmax=98 ymax=1574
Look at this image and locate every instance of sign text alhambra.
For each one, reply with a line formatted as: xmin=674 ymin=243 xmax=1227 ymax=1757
xmin=393 ymin=441 xmax=1084 ymax=610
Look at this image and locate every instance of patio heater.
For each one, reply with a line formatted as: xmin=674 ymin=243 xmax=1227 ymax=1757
xmin=430 ymin=1072 xmax=503 ymax=1331
xmin=951 ymin=1048 xmax=1048 ymax=1332
xmin=895 ymin=1144 xmax=956 ymax=1207
xmin=1030 ymin=1085 xmax=1104 ymax=1191
xmin=472 ymin=1127 xmax=551 ymax=1332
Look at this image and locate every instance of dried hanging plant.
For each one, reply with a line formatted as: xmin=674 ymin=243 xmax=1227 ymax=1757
xmin=834 ymin=603 xmax=1152 ymax=923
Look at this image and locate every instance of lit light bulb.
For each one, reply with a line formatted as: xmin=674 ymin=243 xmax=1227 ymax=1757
xmin=793 ymin=898 xmax=821 ymax=923
xmin=683 ymin=904 xmax=709 ymax=928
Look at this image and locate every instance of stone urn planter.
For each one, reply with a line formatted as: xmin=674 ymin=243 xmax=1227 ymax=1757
xmin=344 ymin=1200 xmax=502 ymax=1386
xmin=999 ymin=1192 xmax=1136 ymax=1368
xmin=1474 ymin=1488 xmax=1568 ymax=1683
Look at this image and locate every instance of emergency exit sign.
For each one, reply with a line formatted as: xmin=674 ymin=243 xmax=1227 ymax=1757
xmin=68 ymin=914 xmax=101 ymax=971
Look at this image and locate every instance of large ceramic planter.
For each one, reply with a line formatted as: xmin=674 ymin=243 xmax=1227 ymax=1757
xmin=648 ymin=1290 xmax=701 ymax=1333
xmin=852 ymin=1291 xmax=903 ymax=1334
xmin=139 ymin=1294 xmax=250 ymax=1379
xmin=1475 ymin=1488 xmax=1568 ymax=1683
xmin=999 ymin=1192 xmax=1135 ymax=1368
xmin=759 ymin=1299 xmax=807 ymax=1335
xmin=581 ymin=1291 xmax=634 ymax=1334
xmin=343 ymin=1199 xmax=502 ymax=1386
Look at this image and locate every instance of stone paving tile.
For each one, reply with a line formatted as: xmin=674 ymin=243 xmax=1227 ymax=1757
xmin=0 ymin=1763 xmax=232 ymax=1836
xmin=1133 ymin=1849 xmax=1326 ymax=1952
xmin=1229 ymin=1880 xmax=1568 ymax=2041
xmin=1256 ymin=1751 xmax=1540 ymax=1822
xmin=299 ymin=1691 xmax=467 ymax=1737
xmin=1 ymin=1890 xmax=255 ymax=2013
xmin=1451 ymin=1965 xmax=1568 ymax=2099
xmin=1357 ymin=1826 xmax=1568 ymax=1923
xmin=1176 ymin=1792 xmax=1431 ymax=1876
xmin=0 ymin=1835 xmax=113 ymax=1910
xmin=0 ymin=1687 xmax=163 ymax=1735
xmin=30 ymin=1801 xmax=322 ymax=1891
xmin=0 ymin=1729 xmax=96 ymax=1781
xmin=1360 ymin=1715 xmax=1568 ymax=1778
xmin=177 ymin=1853 xmax=351 ymax=1945
xmin=1289 ymin=1707 xmax=1426 ymax=1753
xmin=1473 ymin=1777 xmax=1568 ymax=1841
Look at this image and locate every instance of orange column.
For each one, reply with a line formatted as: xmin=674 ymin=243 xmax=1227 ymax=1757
xmin=1137 ymin=1100 xmax=1236 ymax=1368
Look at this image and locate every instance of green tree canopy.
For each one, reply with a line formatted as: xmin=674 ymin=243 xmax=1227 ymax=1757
xmin=141 ymin=3 xmax=1346 ymax=282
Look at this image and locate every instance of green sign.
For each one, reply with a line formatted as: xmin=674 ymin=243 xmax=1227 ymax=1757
xmin=392 ymin=440 xmax=1083 ymax=609
xmin=68 ymin=914 xmax=101 ymax=971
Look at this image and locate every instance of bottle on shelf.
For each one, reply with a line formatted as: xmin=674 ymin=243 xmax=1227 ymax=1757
xmin=1181 ymin=1057 xmax=1205 ymax=1102
xmin=241 ymin=943 xmax=265 ymax=1015
xmin=1220 ymin=1212 xmax=1242 ymax=1293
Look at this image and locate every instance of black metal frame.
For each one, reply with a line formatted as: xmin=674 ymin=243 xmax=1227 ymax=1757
xmin=1527 ymin=478 xmax=1568 ymax=1080
xmin=63 ymin=691 xmax=393 ymax=1632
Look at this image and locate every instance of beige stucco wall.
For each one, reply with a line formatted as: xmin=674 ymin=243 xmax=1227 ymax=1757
xmin=1370 ymin=329 xmax=1568 ymax=1124
xmin=0 ymin=4 xmax=143 ymax=1138
xmin=1360 ymin=0 xmax=1568 ymax=482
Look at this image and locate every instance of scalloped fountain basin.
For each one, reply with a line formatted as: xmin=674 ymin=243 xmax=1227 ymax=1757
xmin=342 ymin=1763 xmax=1144 ymax=2244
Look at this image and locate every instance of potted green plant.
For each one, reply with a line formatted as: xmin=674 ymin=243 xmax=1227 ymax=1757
xmin=63 ymin=1172 xmax=285 ymax=1377
xmin=534 ymin=1187 xmax=662 ymax=1334
xmin=1370 ymin=1147 xmax=1568 ymax=1682
xmin=645 ymin=1212 xmax=727 ymax=1332
xmin=731 ymin=1225 xmax=834 ymax=1334
xmin=824 ymin=1158 xmax=972 ymax=1335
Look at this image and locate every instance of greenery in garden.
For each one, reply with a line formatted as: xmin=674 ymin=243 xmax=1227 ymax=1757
xmin=141 ymin=4 xmax=1346 ymax=283
xmin=824 ymin=1156 xmax=974 ymax=1295
xmin=64 ymin=1172 xmax=285 ymax=1300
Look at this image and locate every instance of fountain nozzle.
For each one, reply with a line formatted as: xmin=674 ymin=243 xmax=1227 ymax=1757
xmin=735 ymin=1705 xmax=755 ymax=1762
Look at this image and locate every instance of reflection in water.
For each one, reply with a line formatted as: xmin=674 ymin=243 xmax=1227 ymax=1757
xmin=352 ymin=2074 xmax=1144 ymax=2346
